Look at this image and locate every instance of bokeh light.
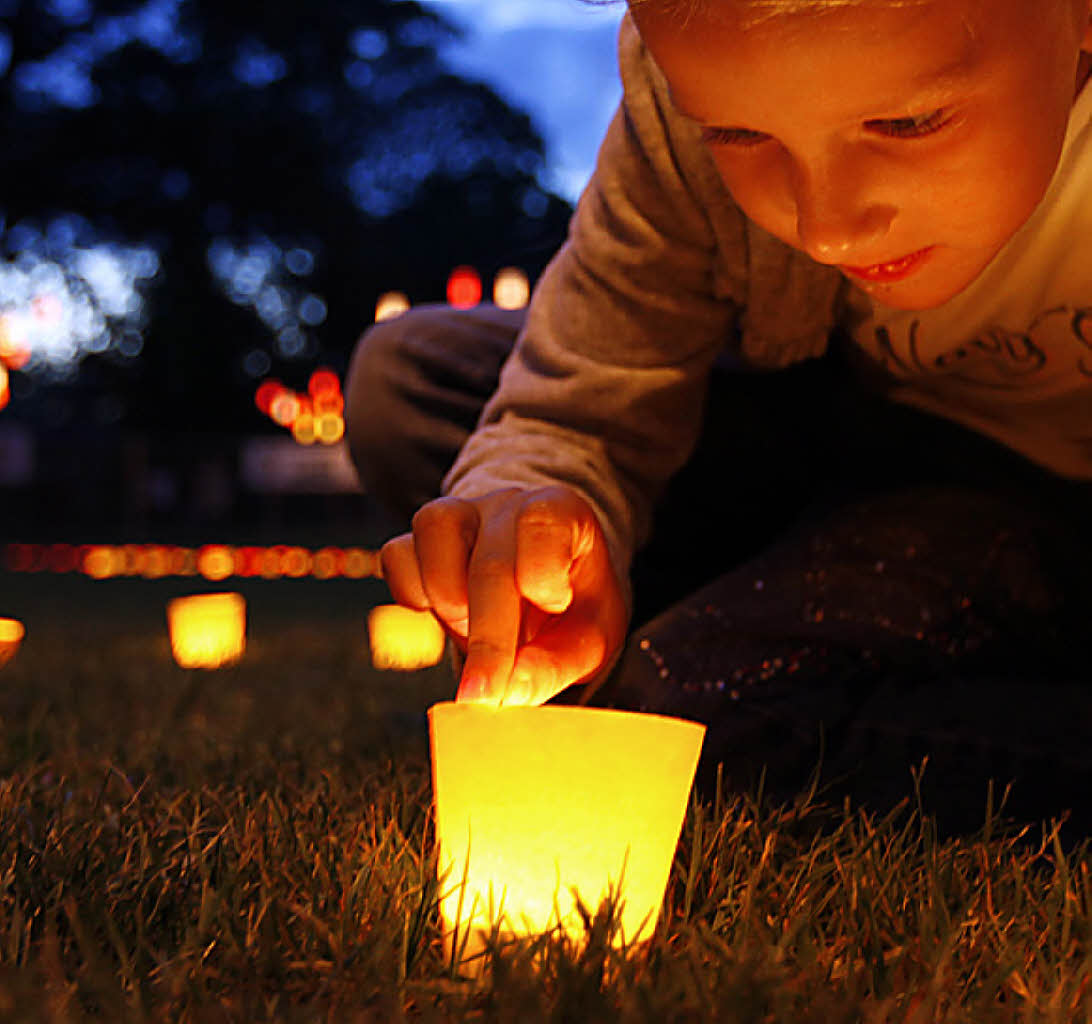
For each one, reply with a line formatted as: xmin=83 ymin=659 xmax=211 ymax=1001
xmin=375 ymin=290 xmax=410 ymax=322
xmin=446 ymin=266 xmax=481 ymax=309
xmin=368 ymin=604 xmax=446 ymax=670
xmin=197 ymin=544 xmax=235 ymax=581
xmin=10 ymin=542 xmax=384 ymax=581
xmin=167 ymin=593 xmax=246 ymax=670
xmin=493 ymin=266 xmax=529 ymax=310
xmin=0 ymin=618 xmax=25 ymax=669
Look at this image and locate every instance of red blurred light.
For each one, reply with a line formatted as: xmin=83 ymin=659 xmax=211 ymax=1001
xmin=308 ymin=368 xmax=340 ymax=397
xmin=282 ymin=546 xmax=312 ymax=577
xmin=446 ymin=266 xmax=482 ymax=309
xmin=261 ymin=546 xmax=288 ymax=579
xmin=312 ymin=391 xmax=344 ymax=416
xmin=47 ymin=543 xmax=79 ymax=573
xmin=255 ymin=379 xmax=283 ymax=416
xmin=6 ymin=543 xmax=36 ymax=573
xmin=235 ymin=546 xmax=264 ymax=578
xmin=312 ymin=547 xmax=344 ymax=579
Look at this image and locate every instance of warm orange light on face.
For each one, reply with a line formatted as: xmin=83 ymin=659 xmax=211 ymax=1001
xmin=167 ymin=592 xmax=246 ymax=669
xmin=0 ymin=619 xmax=25 ymax=668
xmin=429 ymin=703 xmax=705 ymax=967
xmin=367 ymin=605 xmax=446 ymax=670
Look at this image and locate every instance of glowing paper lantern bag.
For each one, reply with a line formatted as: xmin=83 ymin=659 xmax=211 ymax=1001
xmin=368 ymin=604 xmax=446 ymax=670
xmin=167 ymin=592 xmax=246 ymax=669
xmin=428 ymin=702 xmax=705 ymax=964
xmin=0 ymin=619 xmax=25 ymax=668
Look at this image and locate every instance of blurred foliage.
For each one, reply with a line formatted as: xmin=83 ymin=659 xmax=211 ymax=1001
xmin=0 ymin=0 xmax=573 ymax=431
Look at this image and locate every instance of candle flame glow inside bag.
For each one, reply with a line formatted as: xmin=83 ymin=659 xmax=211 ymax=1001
xmin=167 ymin=593 xmax=246 ymax=669
xmin=368 ymin=605 xmax=446 ymax=670
xmin=428 ymin=702 xmax=705 ymax=965
xmin=0 ymin=619 xmax=25 ymax=668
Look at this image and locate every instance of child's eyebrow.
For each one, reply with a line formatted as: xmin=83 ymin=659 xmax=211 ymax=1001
xmin=671 ymin=39 xmax=980 ymax=129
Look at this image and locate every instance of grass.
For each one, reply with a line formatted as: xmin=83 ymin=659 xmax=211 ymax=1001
xmin=0 ymin=572 xmax=1090 ymax=1021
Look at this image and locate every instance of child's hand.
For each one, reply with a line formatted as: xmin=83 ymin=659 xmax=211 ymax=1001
xmin=379 ymin=486 xmax=627 ymax=706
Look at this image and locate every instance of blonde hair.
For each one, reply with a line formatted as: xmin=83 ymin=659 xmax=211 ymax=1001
xmin=624 ymin=0 xmax=929 ymax=26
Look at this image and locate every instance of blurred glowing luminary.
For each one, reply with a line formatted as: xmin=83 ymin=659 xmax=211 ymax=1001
xmin=367 ymin=605 xmax=445 ymax=670
xmin=375 ymin=291 xmax=410 ymax=322
xmin=493 ymin=267 xmax=530 ymax=311
xmin=429 ymin=703 xmax=705 ymax=967
xmin=0 ymin=619 xmax=25 ymax=668
xmin=446 ymin=267 xmax=481 ymax=310
xmin=167 ymin=593 xmax=246 ymax=669
xmin=291 ymin=410 xmax=317 ymax=445
xmin=197 ymin=544 xmax=235 ymax=582
xmin=342 ymin=548 xmax=378 ymax=579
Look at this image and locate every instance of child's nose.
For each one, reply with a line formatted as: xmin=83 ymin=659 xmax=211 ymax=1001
xmin=791 ymin=157 xmax=896 ymax=265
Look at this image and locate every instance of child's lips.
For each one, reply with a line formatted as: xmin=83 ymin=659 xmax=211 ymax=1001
xmin=841 ymin=246 xmax=934 ymax=283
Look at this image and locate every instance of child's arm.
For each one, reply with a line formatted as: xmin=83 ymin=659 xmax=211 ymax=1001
xmin=380 ymin=486 xmax=627 ymax=705
xmin=394 ymin=15 xmax=841 ymax=704
xmin=446 ymin=14 xmax=744 ymax=601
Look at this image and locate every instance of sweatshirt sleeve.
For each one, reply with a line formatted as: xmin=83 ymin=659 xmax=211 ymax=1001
xmin=442 ymin=15 xmax=748 ymax=590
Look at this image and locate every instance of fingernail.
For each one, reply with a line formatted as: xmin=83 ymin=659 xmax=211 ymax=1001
xmin=503 ymin=672 xmax=534 ymax=707
xmin=457 ymin=672 xmax=493 ymax=704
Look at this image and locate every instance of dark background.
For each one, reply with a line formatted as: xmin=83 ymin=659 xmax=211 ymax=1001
xmin=0 ymin=0 xmax=574 ymax=541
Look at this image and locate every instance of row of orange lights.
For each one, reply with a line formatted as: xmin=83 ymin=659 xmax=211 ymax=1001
xmin=5 ymin=542 xmax=381 ymax=581
xmin=0 ymin=596 xmax=446 ymax=673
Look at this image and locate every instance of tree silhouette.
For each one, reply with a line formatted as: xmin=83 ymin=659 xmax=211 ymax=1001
xmin=0 ymin=0 xmax=571 ymax=432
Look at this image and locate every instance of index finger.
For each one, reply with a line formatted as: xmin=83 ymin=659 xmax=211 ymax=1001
xmin=456 ymin=507 xmax=521 ymax=705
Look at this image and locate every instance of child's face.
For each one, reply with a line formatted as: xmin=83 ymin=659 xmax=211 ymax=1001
xmin=631 ymin=0 xmax=1092 ymax=310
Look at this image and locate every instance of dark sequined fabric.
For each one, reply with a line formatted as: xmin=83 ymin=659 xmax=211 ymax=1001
xmin=588 ymin=486 xmax=1092 ymax=838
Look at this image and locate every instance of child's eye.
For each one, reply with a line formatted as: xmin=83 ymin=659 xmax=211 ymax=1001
xmin=699 ymin=126 xmax=771 ymax=148
xmin=866 ymin=109 xmax=951 ymax=139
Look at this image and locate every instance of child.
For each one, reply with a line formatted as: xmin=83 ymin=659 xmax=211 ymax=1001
xmin=346 ymin=0 xmax=1092 ymax=835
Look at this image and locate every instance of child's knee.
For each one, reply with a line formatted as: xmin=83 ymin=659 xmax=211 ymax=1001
xmin=343 ymin=303 xmax=519 ymax=517
xmin=343 ymin=314 xmax=415 ymax=488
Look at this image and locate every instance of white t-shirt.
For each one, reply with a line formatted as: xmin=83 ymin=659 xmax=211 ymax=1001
xmin=849 ymin=79 xmax=1092 ymax=478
